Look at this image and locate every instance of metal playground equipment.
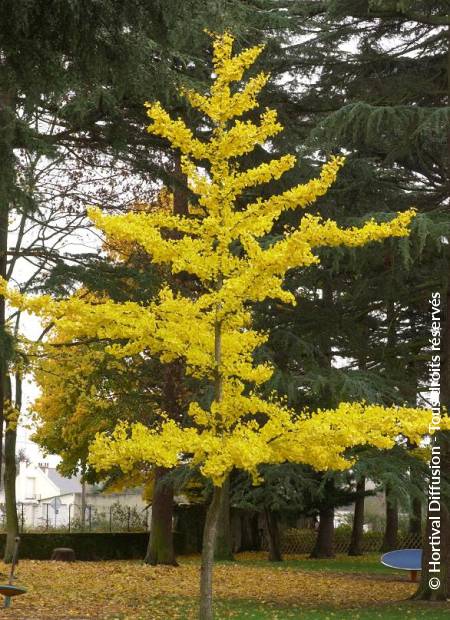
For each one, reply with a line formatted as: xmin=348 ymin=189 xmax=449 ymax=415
xmin=0 ymin=537 xmax=26 ymax=607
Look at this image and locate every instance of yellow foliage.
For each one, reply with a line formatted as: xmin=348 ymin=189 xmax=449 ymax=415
xmin=1 ymin=556 xmax=425 ymax=619
xmin=0 ymin=32 xmax=433 ymax=487
xmin=31 ymin=347 xmax=114 ymax=468
xmin=4 ymin=402 xmax=19 ymax=431
xmin=88 ymin=401 xmax=448 ymax=486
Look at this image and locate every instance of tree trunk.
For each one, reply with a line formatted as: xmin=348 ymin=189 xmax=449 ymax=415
xmin=239 ymin=511 xmax=260 ymax=551
xmin=250 ymin=512 xmax=261 ymax=551
xmin=0 ymin=90 xmax=15 ymax=491
xmin=310 ymin=505 xmax=335 ymax=558
xmin=172 ymin=152 xmax=189 ymax=217
xmin=214 ymin=476 xmax=234 ymax=561
xmin=144 ymin=153 xmax=187 ymax=567
xmin=199 ymin=306 xmax=225 ymax=620
xmin=80 ymin=471 xmax=86 ymax=531
xmin=3 ymin=374 xmax=18 ymax=563
xmin=381 ymin=485 xmax=399 ymax=552
xmin=231 ymin=510 xmax=241 ymax=552
xmin=413 ymin=451 xmax=449 ymax=601
xmin=0 ymin=205 xmax=6 ymax=490
xmin=145 ymin=466 xmax=178 ymax=566
xmin=145 ymin=361 xmax=184 ymax=565
xmin=348 ymin=477 xmax=365 ymax=556
xmin=409 ymin=496 xmax=422 ymax=538
xmin=264 ymin=508 xmax=282 ymax=562
xmin=199 ymin=484 xmax=224 ymax=620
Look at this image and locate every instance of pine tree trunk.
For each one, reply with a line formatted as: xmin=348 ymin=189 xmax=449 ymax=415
xmin=348 ymin=477 xmax=365 ymax=556
xmin=310 ymin=506 xmax=335 ymax=558
xmin=145 ymin=154 xmax=188 ymax=566
xmin=409 ymin=496 xmax=422 ymax=538
xmin=250 ymin=512 xmax=260 ymax=550
xmin=199 ymin=484 xmax=224 ymax=620
xmin=381 ymin=485 xmax=398 ymax=552
xmin=172 ymin=152 xmax=189 ymax=217
xmin=310 ymin=282 xmax=336 ymax=561
xmin=146 ymin=361 xmax=184 ymax=565
xmin=145 ymin=466 xmax=178 ymax=566
xmin=264 ymin=508 xmax=282 ymax=562
xmin=214 ymin=476 xmax=234 ymax=561
xmin=239 ymin=511 xmax=259 ymax=551
xmin=231 ymin=510 xmax=241 ymax=552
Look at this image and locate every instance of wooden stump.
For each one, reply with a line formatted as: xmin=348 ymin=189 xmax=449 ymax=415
xmin=51 ymin=547 xmax=76 ymax=561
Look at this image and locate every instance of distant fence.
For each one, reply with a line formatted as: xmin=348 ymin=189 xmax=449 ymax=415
xmin=261 ymin=528 xmax=423 ymax=554
xmin=0 ymin=502 xmax=150 ymax=533
xmin=0 ymin=504 xmax=425 ymax=553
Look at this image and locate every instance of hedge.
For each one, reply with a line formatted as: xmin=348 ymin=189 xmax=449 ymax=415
xmin=174 ymin=505 xmax=206 ymax=554
xmin=0 ymin=526 xmax=423 ymax=561
xmin=0 ymin=533 xmax=151 ymax=561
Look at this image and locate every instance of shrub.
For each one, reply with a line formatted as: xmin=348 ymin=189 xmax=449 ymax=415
xmin=0 ymin=533 xmax=149 ymax=560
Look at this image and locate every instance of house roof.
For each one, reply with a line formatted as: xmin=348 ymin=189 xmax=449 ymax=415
xmin=45 ymin=468 xmax=82 ymax=495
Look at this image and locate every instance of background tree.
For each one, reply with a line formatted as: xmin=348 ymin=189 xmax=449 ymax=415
xmin=231 ymin=463 xmax=318 ymax=561
xmin=262 ymin=2 xmax=449 ymax=594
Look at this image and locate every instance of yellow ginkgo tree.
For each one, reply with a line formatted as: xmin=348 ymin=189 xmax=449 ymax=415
xmin=0 ymin=32 xmax=442 ymax=620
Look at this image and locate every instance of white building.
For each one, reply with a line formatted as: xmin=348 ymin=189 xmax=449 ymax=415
xmin=2 ymin=462 xmax=150 ymax=530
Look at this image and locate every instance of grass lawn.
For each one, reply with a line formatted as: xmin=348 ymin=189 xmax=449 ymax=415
xmin=227 ymin=552 xmax=399 ymax=574
xmin=0 ymin=553 xmax=446 ymax=619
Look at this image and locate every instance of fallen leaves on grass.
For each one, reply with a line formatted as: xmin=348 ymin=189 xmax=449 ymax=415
xmin=0 ymin=557 xmax=429 ymax=619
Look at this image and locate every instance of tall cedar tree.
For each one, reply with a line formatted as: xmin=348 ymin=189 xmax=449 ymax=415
xmin=256 ymin=1 xmax=449 ymax=591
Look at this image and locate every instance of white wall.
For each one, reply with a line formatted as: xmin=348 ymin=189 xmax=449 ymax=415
xmin=14 ymin=463 xmax=59 ymax=503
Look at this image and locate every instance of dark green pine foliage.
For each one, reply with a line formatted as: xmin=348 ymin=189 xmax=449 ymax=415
xmin=286 ymin=1 xmax=448 ymax=596
xmin=231 ymin=465 xmax=374 ymax=560
xmin=277 ymin=0 xmax=449 ymax=319
xmin=247 ymin=1 xmax=449 ymax=576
